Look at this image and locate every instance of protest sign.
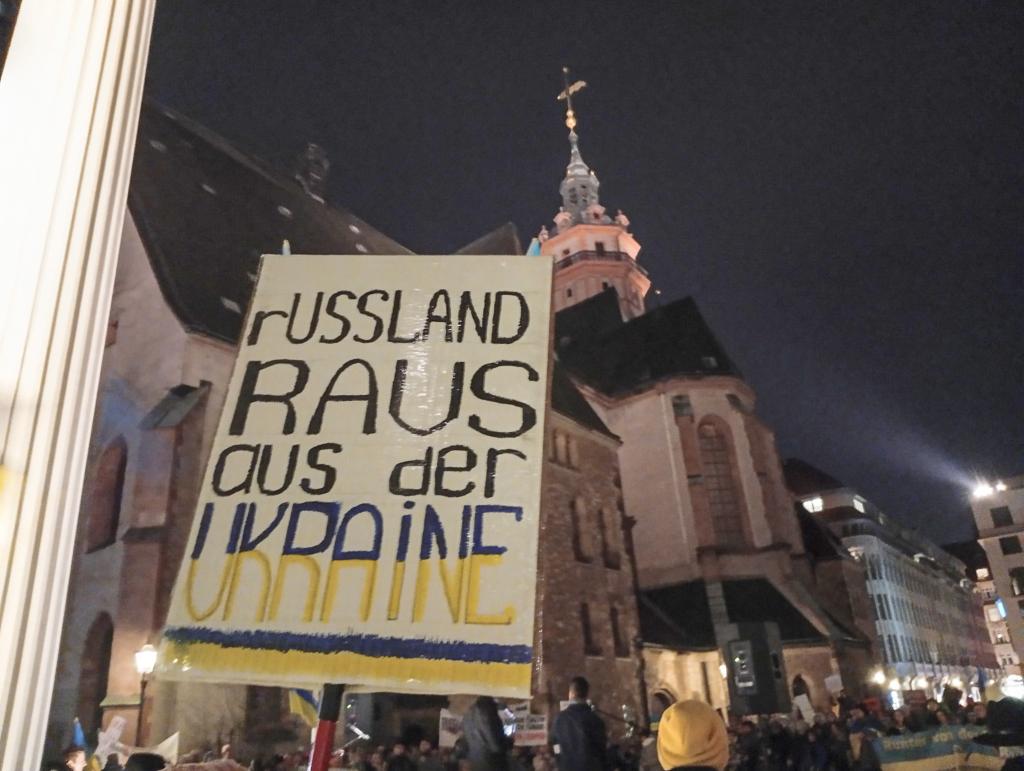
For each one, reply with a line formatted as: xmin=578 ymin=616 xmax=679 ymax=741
xmin=824 ymin=673 xmax=843 ymax=695
xmin=513 ymin=713 xmax=548 ymax=747
xmin=159 ymin=254 xmax=553 ymax=697
xmin=439 ymin=708 xmax=462 ymax=748
xmin=793 ymin=694 xmax=814 ymax=720
xmin=868 ymin=725 xmax=1003 ymax=771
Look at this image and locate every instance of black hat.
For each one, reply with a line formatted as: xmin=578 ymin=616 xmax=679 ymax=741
xmin=124 ymin=753 xmax=166 ymax=771
xmin=974 ymin=699 xmax=1024 ymax=747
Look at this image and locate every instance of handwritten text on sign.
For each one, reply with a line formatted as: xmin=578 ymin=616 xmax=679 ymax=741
xmin=160 ymin=254 xmax=553 ymax=697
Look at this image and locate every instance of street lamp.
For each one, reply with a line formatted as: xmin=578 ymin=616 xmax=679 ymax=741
xmin=134 ymin=644 xmax=157 ymax=745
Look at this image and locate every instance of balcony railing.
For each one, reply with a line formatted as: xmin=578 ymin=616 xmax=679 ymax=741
xmin=554 ymin=250 xmax=648 ymax=277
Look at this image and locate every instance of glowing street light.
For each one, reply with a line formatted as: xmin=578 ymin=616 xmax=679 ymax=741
xmin=872 ymin=669 xmax=886 ymax=685
xmin=134 ymin=644 xmax=157 ymax=676
xmin=134 ymin=644 xmax=157 ymax=744
xmin=973 ymin=481 xmax=995 ymax=499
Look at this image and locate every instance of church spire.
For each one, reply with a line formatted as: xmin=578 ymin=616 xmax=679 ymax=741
xmin=556 ymin=67 xmax=604 ymax=226
xmin=542 ymin=68 xmax=650 ymax=320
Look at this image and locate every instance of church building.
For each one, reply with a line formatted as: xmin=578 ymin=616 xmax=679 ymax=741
xmin=537 ymin=90 xmax=873 ymax=717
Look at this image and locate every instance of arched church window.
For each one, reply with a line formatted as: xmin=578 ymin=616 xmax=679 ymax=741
xmin=650 ymin=690 xmax=674 ymax=725
xmin=698 ymin=420 xmax=745 ymax=548
xmin=86 ymin=437 xmax=127 ymax=552
xmin=570 ymin=497 xmax=592 ymax=563
xmin=78 ymin=612 xmax=114 ymax=738
xmin=566 ymin=437 xmax=579 ymax=468
xmin=600 ymin=507 xmax=620 ymax=569
xmin=552 ymin=431 xmax=569 ymax=465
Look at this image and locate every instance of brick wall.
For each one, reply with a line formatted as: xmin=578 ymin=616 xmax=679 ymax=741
xmin=534 ymin=412 xmax=646 ymax=736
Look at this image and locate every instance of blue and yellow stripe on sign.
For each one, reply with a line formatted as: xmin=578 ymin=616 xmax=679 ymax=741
xmin=289 ymin=689 xmax=319 ymax=726
xmin=163 ymin=626 xmax=532 ymax=692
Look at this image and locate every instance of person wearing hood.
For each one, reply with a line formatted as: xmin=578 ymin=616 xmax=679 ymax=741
xmin=461 ymin=696 xmax=511 ymax=771
xmin=656 ymin=700 xmax=729 ymax=771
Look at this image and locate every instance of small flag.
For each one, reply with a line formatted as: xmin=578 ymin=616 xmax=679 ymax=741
xmin=289 ymin=689 xmax=319 ymax=726
xmin=72 ymin=717 xmax=87 ymax=748
xmin=525 ymin=238 xmax=542 ymax=256
xmin=72 ymin=718 xmax=103 ymax=770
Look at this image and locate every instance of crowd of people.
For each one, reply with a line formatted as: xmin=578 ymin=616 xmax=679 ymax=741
xmin=53 ymin=676 xmax=1020 ymax=771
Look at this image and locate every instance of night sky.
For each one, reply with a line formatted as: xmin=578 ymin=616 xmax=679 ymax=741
xmin=145 ymin=1 xmax=1022 ymax=543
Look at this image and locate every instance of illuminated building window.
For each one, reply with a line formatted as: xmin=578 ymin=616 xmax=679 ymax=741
xmin=698 ymin=419 xmax=745 ymax=547
xmin=1000 ymin=536 xmax=1022 ymax=556
xmin=992 ymin=506 xmax=1014 ymax=528
xmin=580 ymin=602 xmax=601 ymax=656
xmin=977 ymin=567 xmax=990 ymax=580
xmin=803 ymin=497 xmax=824 ymax=513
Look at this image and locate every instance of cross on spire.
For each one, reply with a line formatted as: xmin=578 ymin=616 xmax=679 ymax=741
xmin=557 ymin=66 xmax=587 ymax=133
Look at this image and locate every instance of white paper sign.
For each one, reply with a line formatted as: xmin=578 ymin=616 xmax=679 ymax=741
xmin=439 ymin=708 xmax=463 ymax=748
xmin=159 ymin=255 xmax=553 ymax=698
xmin=824 ymin=673 xmax=843 ymax=695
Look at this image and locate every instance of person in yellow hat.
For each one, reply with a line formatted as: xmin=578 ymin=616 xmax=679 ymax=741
xmin=656 ymin=700 xmax=729 ymax=771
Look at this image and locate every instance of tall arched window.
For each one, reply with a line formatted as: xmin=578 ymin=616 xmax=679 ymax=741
xmin=650 ymin=690 xmax=674 ymax=725
xmin=86 ymin=437 xmax=127 ymax=552
xmin=698 ymin=420 xmax=745 ymax=547
xmin=570 ymin=497 xmax=592 ymax=563
xmin=78 ymin=613 xmax=114 ymax=738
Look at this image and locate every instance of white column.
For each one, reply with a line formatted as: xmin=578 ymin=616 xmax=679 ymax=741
xmin=0 ymin=2 xmax=154 ymax=766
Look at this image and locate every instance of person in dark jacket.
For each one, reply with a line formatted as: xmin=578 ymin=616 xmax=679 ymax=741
xmin=461 ymin=696 xmax=511 ymax=771
xmin=549 ymin=676 xmax=609 ymax=771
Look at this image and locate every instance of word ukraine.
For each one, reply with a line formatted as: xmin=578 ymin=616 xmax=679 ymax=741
xmin=161 ymin=254 xmax=552 ymax=698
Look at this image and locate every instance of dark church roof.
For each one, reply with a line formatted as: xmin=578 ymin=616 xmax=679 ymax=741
xmin=550 ymin=364 xmax=616 ymax=439
xmin=455 ymin=222 xmax=523 ymax=256
xmin=555 ymin=290 xmax=741 ymax=397
xmin=128 ymin=100 xmax=413 ymax=343
xmin=129 ymin=104 xmax=613 ymax=440
xmin=639 ymin=578 xmax=827 ymax=651
xmin=797 ymin=505 xmax=850 ymax=562
xmin=783 ymin=458 xmax=845 ymax=496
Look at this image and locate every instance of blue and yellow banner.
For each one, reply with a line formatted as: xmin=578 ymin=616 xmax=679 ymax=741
xmin=159 ymin=255 xmax=552 ymax=698
xmin=868 ymin=725 xmax=1005 ymax=771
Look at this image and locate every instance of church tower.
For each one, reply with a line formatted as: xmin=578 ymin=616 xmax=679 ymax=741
xmin=539 ymin=69 xmax=651 ymax=321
